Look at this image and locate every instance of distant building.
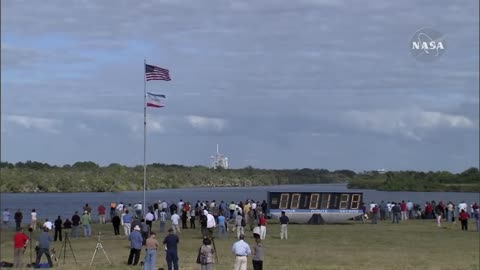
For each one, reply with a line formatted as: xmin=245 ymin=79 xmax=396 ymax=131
xmin=210 ymin=144 xmax=229 ymax=169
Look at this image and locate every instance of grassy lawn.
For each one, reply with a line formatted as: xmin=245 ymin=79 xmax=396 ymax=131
xmin=1 ymin=219 xmax=478 ymax=270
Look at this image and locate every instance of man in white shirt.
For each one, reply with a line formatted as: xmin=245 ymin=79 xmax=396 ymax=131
xmin=386 ymin=202 xmax=393 ymax=220
xmin=171 ymin=212 xmax=180 ymax=234
xmin=206 ymin=211 xmax=216 ymax=239
xmin=458 ymin=201 xmax=467 ymax=212
xmin=31 ymin=209 xmax=38 ymax=230
xmin=161 ymin=201 xmax=168 ymax=213
xmin=145 ymin=211 xmax=155 ymax=232
xmin=177 ymin=200 xmax=184 ymax=212
xmin=134 ymin=202 xmax=142 ymax=218
xmin=2 ymin=209 xmax=10 ymax=227
xmin=43 ymin=219 xmax=53 ymax=230
xmin=116 ymin=202 xmax=124 ymax=215
xmin=232 ymin=234 xmax=251 ymax=270
xmin=369 ymin=201 xmax=376 ymax=215
xmin=406 ymin=200 xmax=414 ymax=219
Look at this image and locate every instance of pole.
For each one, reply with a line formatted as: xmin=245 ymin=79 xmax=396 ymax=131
xmin=143 ymin=59 xmax=147 ymax=218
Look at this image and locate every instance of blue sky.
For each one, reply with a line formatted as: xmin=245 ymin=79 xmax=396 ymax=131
xmin=1 ymin=0 xmax=478 ymax=172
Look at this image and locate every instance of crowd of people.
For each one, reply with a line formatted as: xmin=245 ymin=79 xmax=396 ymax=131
xmin=3 ymin=197 xmax=479 ymax=269
xmin=361 ymin=200 xmax=480 ymax=231
xmin=3 ymin=199 xmax=277 ymax=270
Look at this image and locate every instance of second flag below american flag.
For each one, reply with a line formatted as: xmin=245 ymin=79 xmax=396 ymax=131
xmin=147 ymin=92 xmax=166 ymax=108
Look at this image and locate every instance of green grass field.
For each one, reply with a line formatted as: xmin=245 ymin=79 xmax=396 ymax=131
xmin=1 ymin=219 xmax=478 ymax=270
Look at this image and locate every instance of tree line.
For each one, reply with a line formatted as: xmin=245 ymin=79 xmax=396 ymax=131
xmin=0 ymin=161 xmax=478 ymax=193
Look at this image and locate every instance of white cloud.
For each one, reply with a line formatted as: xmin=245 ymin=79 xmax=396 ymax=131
xmin=76 ymin=123 xmax=93 ymax=133
xmin=343 ymin=109 xmax=475 ymax=140
xmin=186 ymin=115 xmax=227 ymax=132
xmin=5 ymin=115 xmax=61 ymax=134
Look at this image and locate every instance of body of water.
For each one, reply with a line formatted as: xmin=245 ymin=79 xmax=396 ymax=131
xmin=1 ymin=184 xmax=478 ymax=224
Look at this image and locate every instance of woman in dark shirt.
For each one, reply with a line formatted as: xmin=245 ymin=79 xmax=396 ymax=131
xmin=252 ymin=238 xmax=264 ymax=270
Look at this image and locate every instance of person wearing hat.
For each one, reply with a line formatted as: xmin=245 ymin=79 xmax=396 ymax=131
xmin=163 ymin=228 xmax=179 ymax=270
xmin=127 ymin=225 xmax=143 ymax=266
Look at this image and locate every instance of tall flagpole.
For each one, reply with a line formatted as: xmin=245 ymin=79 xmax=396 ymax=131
xmin=143 ymin=59 xmax=147 ymax=218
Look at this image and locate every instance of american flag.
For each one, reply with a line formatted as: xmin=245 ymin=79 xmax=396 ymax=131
xmin=145 ymin=64 xmax=171 ymax=81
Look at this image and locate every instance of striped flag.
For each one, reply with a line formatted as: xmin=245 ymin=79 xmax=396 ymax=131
xmin=145 ymin=64 xmax=171 ymax=81
xmin=146 ymin=92 xmax=166 ymax=108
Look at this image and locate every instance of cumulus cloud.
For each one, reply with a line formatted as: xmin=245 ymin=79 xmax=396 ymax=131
xmin=186 ymin=115 xmax=227 ymax=132
xmin=5 ymin=115 xmax=61 ymax=134
xmin=342 ymin=109 xmax=475 ymax=140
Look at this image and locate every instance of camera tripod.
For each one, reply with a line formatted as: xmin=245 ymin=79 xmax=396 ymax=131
xmin=206 ymin=229 xmax=219 ymax=263
xmin=58 ymin=232 xmax=77 ymax=264
xmin=90 ymin=232 xmax=112 ymax=266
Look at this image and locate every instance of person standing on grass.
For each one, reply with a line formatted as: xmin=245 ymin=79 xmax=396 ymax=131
xmin=159 ymin=209 xmax=167 ymax=233
xmin=13 ymin=227 xmax=29 ymax=268
xmin=14 ymin=209 xmax=23 ymax=230
xmin=163 ymin=228 xmax=180 ymax=270
xmin=236 ymin=212 xmax=245 ymax=239
xmin=35 ymin=227 xmax=53 ymax=268
xmin=81 ymin=210 xmax=92 ymax=237
xmin=54 ymin=216 xmax=63 ymax=241
xmin=217 ymin=212 xmax=227 ymax=239
xmin=30 ymin=209 xmax=38 ymax=230
xmin=3 ymin=208 xmax=11 ymax=227
xmin=371 ymin=205 xmax=379 ymax=224
xmin=232 ymin=234 xmax=251 ymax=270
xmin=198 ymin=237 xmax=215 ymax=270
xmin=474 ymin=208 xmax=480 ymax=232
xmin=392 ymin=202 xmax=401 ymax=224
xmin=406 ymin=200 xmax=414 ymax=220
xmin=123 ymin=210 xmax=133 ymax=236
xmin=379 ymin=201 xmax=387 ymax=221
xmin=206 ymin=210 xmax=216 ymax=240
xmin=259 ymin=214 xmax=267 ymax=240
xmin=181 ymin=210 xmax=188 ymax=230
xmin=110 ymin=201 xmax=117 ymax=219
xmin=400 ymin=200 xmax=407 ymax=220
xmin=144 ymin=232 xmax=159 ymax=270
xmin=71 ymin=211 xmax=81 ymax=238
xmin=145 ymin=211 xmax=155 ymax=233
xmin=190 ymin=207 xmax=197 ymax=229
xmin=98 ymin=204 xmax=106 ymax=224
xmin=279 ymin=211 xmax=289 ymax=240
xmin=127 ymin=225 xmax=143 ymax=266
xmin=435 ymin=203 xmax=444 ymax=227
xmin=459 ymin=209 xmax=470 ymax=231
xmin=446 ymin=202 xmax=454 ymax=222
xmin=252 ymin=238 xmax=264 ymax=270
xmin=171 ymin=212 xmax=181 ymax=234
xmin=112 ymin=214 xmax=121 ymax=235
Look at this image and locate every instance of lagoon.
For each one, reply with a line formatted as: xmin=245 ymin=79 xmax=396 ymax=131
xmin=1 ymin=184 xmax=478 ymax=224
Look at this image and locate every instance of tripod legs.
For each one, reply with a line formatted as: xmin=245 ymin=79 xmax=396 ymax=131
xmin=58 ymin=232 xmax=77 ymax=264
xmin=90 ymin=242 xmax=112 ymax=266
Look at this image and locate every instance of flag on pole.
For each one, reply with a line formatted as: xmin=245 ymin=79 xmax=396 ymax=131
xmin=145 ymin=64 xmax=171 ymax=81
xmin=146 ymin=92 xmax=166 ymax=108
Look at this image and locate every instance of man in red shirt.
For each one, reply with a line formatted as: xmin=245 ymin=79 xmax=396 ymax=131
xmin=459 ymin=209 xmax=470 ymax=231
xmin=400 ymin=201 xmax=407 ymax=221
xmin=13 ymin=227 xmax=29 ymax=268
xmin=98 ymin=204 xmax=106 ymax=224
